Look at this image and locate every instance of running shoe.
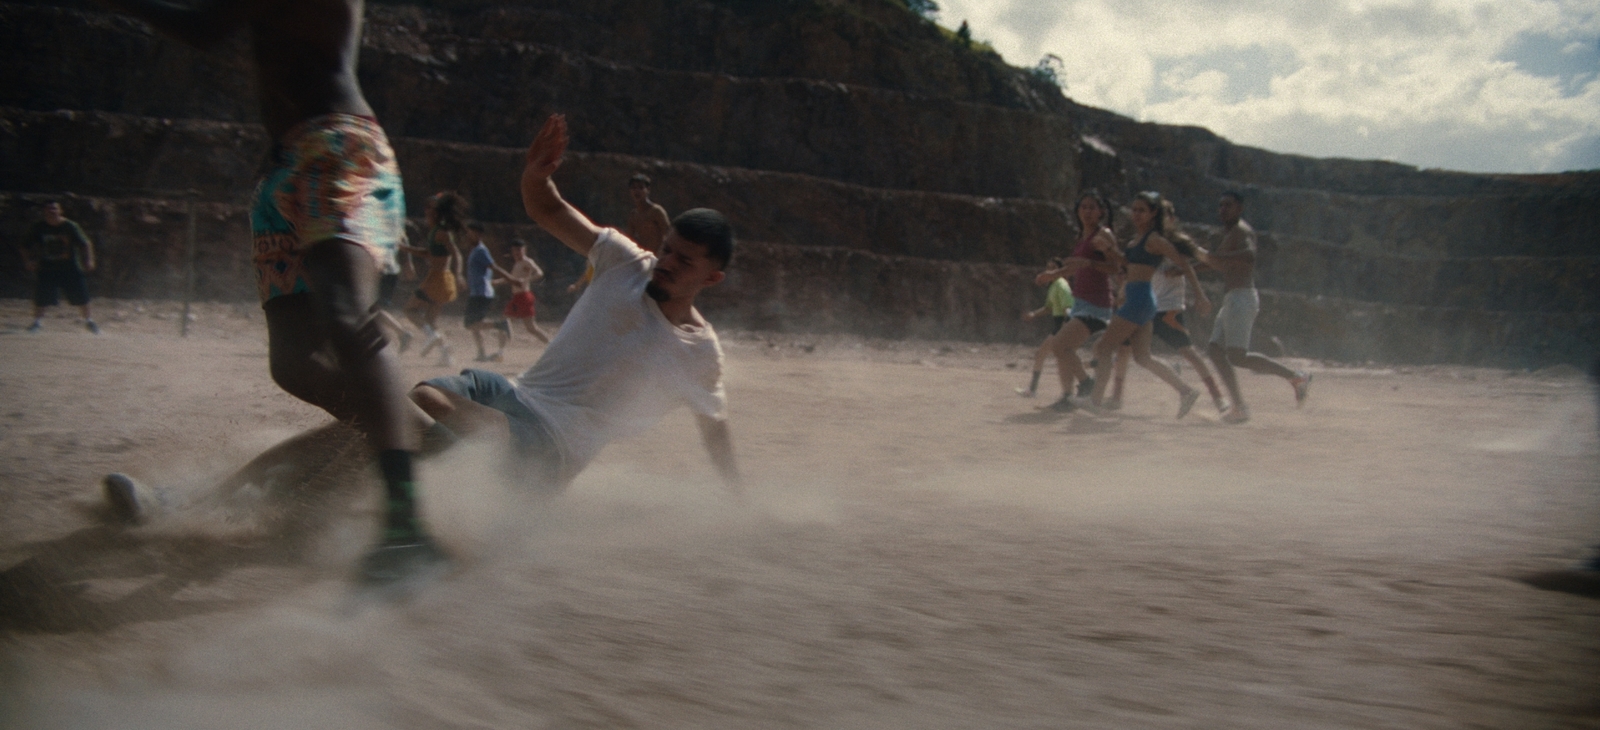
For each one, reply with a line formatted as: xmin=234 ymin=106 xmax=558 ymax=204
xmin=85 ymin=320 xmax=100 ymax=335
xmin=1214 ymin=396 xmax=1231 ymax=414
xmin=1076 ymin=377 xmax=1095 ymax=398
xmin=1222 ymin=405 xmax=1250 ymax=424
xmin=1292 ymin=372 xmax=1313 ymax=406
xmin=25 ymin=321 xmax=41 ymax=333
xmin=1048 ymin=394 xmax=1076 ymax=412
xmin=487 ymin=352 xmax=504 ymax=362
xmin=1177 ymin=389 xmax=1200 ymax=419
xmin=1015 ymin=387 xmax=1037 ymax=398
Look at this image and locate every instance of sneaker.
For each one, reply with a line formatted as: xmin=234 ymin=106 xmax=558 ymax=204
xmin=1047 ymin=394 xmax=1076 ymax=412
xmin=357 ymin=535 xmax=449 ymax=587
xmin=397 ymin=330 xmax=413 ymax=353
xmin=102 ymin=472 xmax=165 ymax=524
xmin=1176 ymin=389 xmax=1200 ymax=419
xmin=487 ymin=352 xmax=503 ymax=362
xmin=1076 ymin=377 xmax=1095 ymax=398
xmin=85 ymin=320 xmax=101 ymax=335
xmin=1015 ymin=387 xmax=1037 ymax=398
xmin=1222 ymin=405 xmax=1250 ymax=424
xmin=1292 ymin=372 xmax=1313 ymax=406
xmin=25 ymin=321 xmax=41 ymax=333
xmin=1214 ymin=397 xmax=1231 ymax=414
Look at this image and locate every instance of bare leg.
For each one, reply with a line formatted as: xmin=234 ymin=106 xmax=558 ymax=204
xmin=1227 ymin=347 xmax=1299 ymax=380
xmin=1208 ymin=342 xmax=1248 ymax=422
xmin=1178 ymin=345 xmax=1227 ymax=410
xmin=1130 ymin=325 xmax=1193 ymax=395
xmin=1108 ymin=344 xmax=1132 ymax=406
xmin=520 ymin=318 xmax=550 ymax=345
xmin=1090 ymin=317 xmax=1140 ymax=406
xmin=1049 ymin=319 xmax=1092 ymax=396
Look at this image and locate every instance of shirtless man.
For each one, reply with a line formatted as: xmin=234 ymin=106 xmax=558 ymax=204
xmin=1198 ymin=192 xmax=1312 ymax=424
xmin=495 ymin=239 xmax=551 ymax=345
xmin=567 ymin=173 xmax=670 ymax=297
xmin=626 ymin=173 xmax=672 ymax=253
xmin=98 ymin=0 xmax=439 ymax=582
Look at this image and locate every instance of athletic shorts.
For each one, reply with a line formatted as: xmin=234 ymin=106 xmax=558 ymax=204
xmin=376 ymin=273 xmax=400 ymax=309
xmin=1152 ymin=310 xmax=1192 ymax=349
xmin=505 ymin=291 xmax=536 ymax=319
xmin=1115 ymin=281 xmax=1157 ymax=326
xmin=422 ymin=369 xmax=562 ymax=488
xmin=34 ymin=261 xmax=88 ymax=307
xmin=463 ymin=296 xmax=495 ymax=327
xmin=251 ymin=114 xmax=406 ymax=304
xmin=1069 ymin=300 xmax=1112 ymax=334
xmin=1210 ymin=287 xmax=1260 ymax=350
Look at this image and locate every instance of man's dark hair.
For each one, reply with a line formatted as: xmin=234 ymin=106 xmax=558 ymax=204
xmin=1221 ymin=191 xmax=1245 ymax=205
xmin=629 ymin=173 xmax=652 ymax=187
xmin=428 ymin=191 xmax=470 ymax=232
xmin=508 ymin=238 xmax=527 ymax=249
xmin=671 ymin=208 xmax=734 ymax=270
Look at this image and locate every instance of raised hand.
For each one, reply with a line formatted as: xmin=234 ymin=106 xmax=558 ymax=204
xmin=523 ymin=114 xmax=568 ymax=184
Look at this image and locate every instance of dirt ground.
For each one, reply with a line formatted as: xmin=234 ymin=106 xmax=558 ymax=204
xmin=1 ymin=298 xmax=1596 ymax=729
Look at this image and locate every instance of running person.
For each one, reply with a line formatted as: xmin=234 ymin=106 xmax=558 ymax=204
xmin=100 ymin=0 xmax=441 ymax=581
xmin=1149 ymin=200 xmax=1226 ymax=413
xmin=1034 ymin=191 xmax=1120 ymax=411
xmin=496 ymin=239 xmax=551 ymax=345
xmin=403 ymin=191 xmax=467 ymax=365
xmin=19 ymin=201 xmax=98 ymax=334
xmin=1084 ymin=191 xmax=1204 ymax=418
xmin=460 ymin=222 xmax=512 ymax=362
xmin=1017 ymin=258 xmax=1073 ymax=397
xmin=626 ymin=173 xmax=672 ymax=253
xmin=1197 ymin=192 xmax=1312 ymax=424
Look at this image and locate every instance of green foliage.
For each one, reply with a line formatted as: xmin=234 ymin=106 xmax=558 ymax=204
xmin=904 ymin=0 xmax=938 ymax=19
xmin=1029 ymin=53 xmax=1066 ymax=89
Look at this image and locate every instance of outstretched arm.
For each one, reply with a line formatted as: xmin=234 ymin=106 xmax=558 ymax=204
xmin=521 ymin=115 xmax=603 ymax=257
xmin=697 ymin=415 xmax=742 ymax=495
xmin=98 ymin=0 xmax=253 ymax=50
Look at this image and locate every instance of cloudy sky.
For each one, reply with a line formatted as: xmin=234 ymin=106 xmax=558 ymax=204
xmin=935 ymin=0 xmax=1599 ymax=173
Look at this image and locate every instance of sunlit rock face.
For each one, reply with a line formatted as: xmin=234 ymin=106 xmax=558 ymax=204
xmin=3 ymin=0 xmax=1594 ymax=366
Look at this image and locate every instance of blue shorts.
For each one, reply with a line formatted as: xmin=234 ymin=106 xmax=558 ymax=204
xmin=1069 ymin=300 xmax=1113 ymax=333
xmin=422 ymin=369 xmax=561 ymax=487
xmin=1115 ymin=281 xmax=1157 ymax=325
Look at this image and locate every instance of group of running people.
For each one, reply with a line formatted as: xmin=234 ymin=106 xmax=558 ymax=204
xmin=1021 ymin=190 xmax=1311 ymax=424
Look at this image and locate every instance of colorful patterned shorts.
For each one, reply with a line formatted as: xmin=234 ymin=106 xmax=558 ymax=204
xmin=251 ymin=114 xmax=405 ymax=303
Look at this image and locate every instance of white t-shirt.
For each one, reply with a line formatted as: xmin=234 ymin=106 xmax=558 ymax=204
xmin=513 ymin=229 xmax=727 ymax=481
xmin=1152 ymin=260 xmax=1187 ymax=313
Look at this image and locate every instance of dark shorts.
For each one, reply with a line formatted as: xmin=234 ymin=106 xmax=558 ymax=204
xmin=1073 ymin=315 xmax=1107 ymax=334
xmin=1152 ymin=310 xmax=1193 ymax=349
xmin=1051 ymin=315 xmax=1066 ymax=335
xmin=422 ymin=369 xmax=561 ymax=486
xmin=34 ymin=262 xmax=89 ymax=307
xmin=376 ymin=273 xmax=400 ymax=309
xmin=463 ymin=296 xmax=495 ymax=326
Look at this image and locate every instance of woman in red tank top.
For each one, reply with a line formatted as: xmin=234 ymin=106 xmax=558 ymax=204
xmin=1032 ymin=191 xmax=1120 ymax=412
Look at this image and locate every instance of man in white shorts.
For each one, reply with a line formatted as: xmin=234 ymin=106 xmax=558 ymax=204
xmin=1200 ymin=192 xmax=1311 ymax=424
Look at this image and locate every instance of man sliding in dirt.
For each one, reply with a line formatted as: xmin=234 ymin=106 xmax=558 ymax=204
xmin=104 ymin=115 xmax=742 ymax=546
xmin=97 ymin=0 xmax=437 ymax=583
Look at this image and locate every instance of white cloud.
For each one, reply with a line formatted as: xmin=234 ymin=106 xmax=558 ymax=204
xmin=936 ymin=0 xmax=1600 ymax=172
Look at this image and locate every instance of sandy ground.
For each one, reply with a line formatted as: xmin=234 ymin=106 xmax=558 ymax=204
xmin=0 ymin=298 xmax=1597 ymax=729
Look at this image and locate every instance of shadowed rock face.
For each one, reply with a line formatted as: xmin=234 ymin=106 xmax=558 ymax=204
xmin=1 ymin=0 xmax=1595 ymax=366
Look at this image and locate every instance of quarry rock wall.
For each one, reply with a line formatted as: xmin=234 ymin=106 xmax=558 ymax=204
xmin=2 ymin=0 xmax=1595 ymax=366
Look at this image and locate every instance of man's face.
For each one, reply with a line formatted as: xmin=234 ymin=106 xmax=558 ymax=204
xmin=42 ymin=203 xmax=63 ymax=225
xmin=646 ymin=230 xmax=724 ymax=303
xmin=1219 ymin=197 xmax=1243 ymax=225
xmin=629 ymin=183 xmax=649 ymax=204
